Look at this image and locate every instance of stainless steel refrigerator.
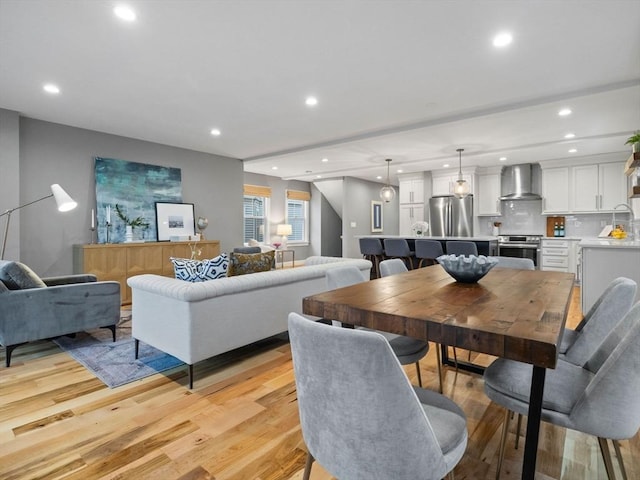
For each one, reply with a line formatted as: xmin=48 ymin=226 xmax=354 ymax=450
xmin=428 ymin=195 xmax=474 ymax=237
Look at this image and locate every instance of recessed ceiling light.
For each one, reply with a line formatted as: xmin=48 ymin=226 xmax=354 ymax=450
xmin=443 ymin=164 xmax=450 ymax=168
xmin=114 ymin=5 xmax=136 ymax=22
xmin=568 ymin=148 xmax=578 ymax=153
xmin=558 ymin=108 xmax=572 ymax=116
xmin=493 ymin=32 xmax=513 ymax=48
xmin=272 ymin=166 xmax=278 ymax=170
xmin=564 ymin=133 xmax=575 ymax=139
xmin=210 ymin=128 xmax=221 ymax=136
xmin=376 ymin=175 xmax=382 ymax=180
xmin=397 ymin=169 xmax=403 ymax=173
xmin=305 ymin=96 xmax=318 ymax=106
xmin=316 ymin=175 xmax=322 ymax=178
xmin=43 ymin=83 xmax=60 ymax=94
xmin=321 ymin=158 xmax=328 ymax=162
xmin=499 ymin=157 xmax=507 ymax=161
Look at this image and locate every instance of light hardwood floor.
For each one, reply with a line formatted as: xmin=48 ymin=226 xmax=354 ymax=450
xmin=1 ymin=287 xmax=638 ymax=479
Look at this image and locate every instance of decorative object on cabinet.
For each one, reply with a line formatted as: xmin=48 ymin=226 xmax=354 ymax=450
xmin=155 ymin=202 xmax=195 ymax=241
xmin=379 ymin=158 xmax=396 ymax=203
xmin=493 ymin=221 xmax=502 ymax=236
xmin=114 ymin=204 xmax=149 ymax=242
xmin=196 ymin=216 xmax=209 ymax=239
xmin=95 ymin=157 xmax=182 ymax=244
xmin=453 ymin=148 xmax=471 ymax=198
xmin=73 ymin=240 xmax=221 ymax=304
xmin=411 ymin=221 xmax=429 ymax=237
xmin=625 ymin=131 xmax=640 ymax=153
xmin=1 ymin=183 xmax=77 ymax=260
xmin=371 ymin=200 xmax=383 ymax=232
xmin=546 ymin=216 xmax=566 ymax=237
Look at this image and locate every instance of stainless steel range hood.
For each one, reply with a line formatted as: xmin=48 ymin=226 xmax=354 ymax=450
xmin=500 ymin=164 xmax=542 ymax=200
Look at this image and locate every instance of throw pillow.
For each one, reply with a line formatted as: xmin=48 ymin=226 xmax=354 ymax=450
xmin=227 ymin=250 xmax=275 ymax=277
xmin=0 ymin=260 xmax=47 ymax=290
xmin=170 ymin=253 xmax=229 ymax=282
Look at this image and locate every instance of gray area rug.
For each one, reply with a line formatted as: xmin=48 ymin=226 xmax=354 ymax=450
xmin=53 ymin=318 xmax=183 ymax=388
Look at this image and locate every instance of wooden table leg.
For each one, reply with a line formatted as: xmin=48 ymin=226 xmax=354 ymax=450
xmin=522 ymin=365 xmax=546 ymax=480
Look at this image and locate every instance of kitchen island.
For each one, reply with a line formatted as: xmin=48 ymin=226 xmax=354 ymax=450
xmin=356 ymin=235 xmax=498 ymax=256
xmin=579 ymin=238 xmax=640 ymax=313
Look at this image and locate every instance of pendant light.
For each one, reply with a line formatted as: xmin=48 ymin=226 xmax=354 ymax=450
xmin=379 ymin=158 xmax=396 ymax=203
xmin=453 ymin=148 xmax=470 ymax=199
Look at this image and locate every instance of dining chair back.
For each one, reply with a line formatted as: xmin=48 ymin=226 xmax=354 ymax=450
xmin=485 ymin=302 xmax=640 ymax=480
xmin=379 ymin=258 xmax=408 ymax=277
xmin=446 ymin=241 xmax=477 ymax=256
xmin=383 ymin=238 xmax=415 ymax=269
xmin=359 ymin=238 xmax=385 ymax=278
xmin=288 ymin=312 xmax=468 ymax=480
xmin=494 ymin=256 xmax=534 ymax=270
xmin=415 ymin=240 xmax=444 ymax=268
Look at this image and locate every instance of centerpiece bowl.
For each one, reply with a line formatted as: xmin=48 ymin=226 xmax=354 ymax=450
xmin=436 ymin=254 xmax=498 ymax=283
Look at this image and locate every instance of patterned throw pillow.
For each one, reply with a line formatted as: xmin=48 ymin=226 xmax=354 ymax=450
xmin=170 ymin=254 xmax=229 ymax=282
xmin=227 ymin=250 xmax=275 ymax=277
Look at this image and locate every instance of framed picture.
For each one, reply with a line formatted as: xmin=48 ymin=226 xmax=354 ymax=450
xmin=371 ymin=201 xmax=383 ymax=232
xmin=155 ymin=202 xmax=195 ymax=241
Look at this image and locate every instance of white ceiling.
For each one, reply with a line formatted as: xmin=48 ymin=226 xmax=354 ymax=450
xmin=1 ymin=0 xmax=639 ymax=186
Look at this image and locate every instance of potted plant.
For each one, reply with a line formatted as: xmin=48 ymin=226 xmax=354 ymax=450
xmin=115 ymin=204 xmax=149 ymax=242
xmin=625 ymin=131 xmax=640 ymax=154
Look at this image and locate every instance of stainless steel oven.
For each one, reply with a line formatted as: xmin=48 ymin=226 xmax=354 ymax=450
xmin=497 ymin=235 xmax=542 ymax=268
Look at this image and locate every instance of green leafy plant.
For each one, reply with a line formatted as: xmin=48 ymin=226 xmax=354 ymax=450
xmin=115 ymin=204 xmax=149 ymax=229
xmin=625 ymin=131 xmax=640 ymax=146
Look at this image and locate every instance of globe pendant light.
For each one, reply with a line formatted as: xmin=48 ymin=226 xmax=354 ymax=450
xmin=379 ymin=158 xmax=396 ymax=203
xmin=453 ymin=148 xmax=470 ymax=199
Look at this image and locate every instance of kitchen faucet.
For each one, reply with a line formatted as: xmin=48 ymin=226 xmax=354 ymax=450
xmin=612 ymin=203 xmax=635 ymax=238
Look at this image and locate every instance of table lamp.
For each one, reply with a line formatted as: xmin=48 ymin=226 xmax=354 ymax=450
xmin=1 ymin=184 xmax=78 ymax=259
xmin=276 ymin=224 xmax=292 ymax=247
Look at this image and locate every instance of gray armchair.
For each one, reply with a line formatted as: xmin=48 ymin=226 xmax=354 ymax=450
xmin=0 ymin=260 xmax=120 ymax=367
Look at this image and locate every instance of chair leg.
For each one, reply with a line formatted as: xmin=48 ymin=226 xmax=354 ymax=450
xmin=435 ymin=344 xmax=444 ymax=394
xmin=302 ymin=452 xmax=314 ymax=480
xmin=134 ymin=339 xmax=140 ymax=359
xmin=452 ymin=346 xmax=459 ymax=372
xmin=612 ymin=440 xmax=628 ymax=480
xmin=415 ymin=361 xmax=423 ymax=387
xmin=515 ymin=413 xmax=523 ymax=450
xmin=598 ymin=437 xmax=617 ymax=480
xmin=495 ymin=409 xmax=511 ymax=480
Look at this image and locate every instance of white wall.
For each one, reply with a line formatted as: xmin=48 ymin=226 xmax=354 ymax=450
xmin=7 ymin=117 xmax=243 ymax=276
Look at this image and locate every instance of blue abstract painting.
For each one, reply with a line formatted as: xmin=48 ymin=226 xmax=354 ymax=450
xmin=95 ymin=157 xmax=182 ymax=243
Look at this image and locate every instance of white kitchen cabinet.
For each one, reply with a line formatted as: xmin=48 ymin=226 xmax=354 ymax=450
xmin=540 ymin=238 xmax=578 ymax=275
xmin=477 ymin=173 xmax=501 ymax=216
xmin=432 ymin=173 xmax=473 ymax=196
xmin=541 ymin=167 xmax=570 ymax=213
xmin=399 ymin=204 xmax=425 ymax=235
xmin=572 ymin=162 xmax=626 ymax=212
xmin=399 ymin=175 xmax=424 ymax=204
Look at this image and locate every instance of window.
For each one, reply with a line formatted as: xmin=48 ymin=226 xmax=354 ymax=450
xmin=286 ymin=190 xmax=310 ymax=244
xmin=243 ymin=185 xmax=271 ymax=243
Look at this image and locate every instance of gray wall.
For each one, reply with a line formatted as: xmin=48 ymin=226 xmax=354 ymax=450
xmin=5 ymin=116 xmax=243 ymax=276
xmin=0 ymin=109 xmax=20 ymax=259
xmin=342 ymin=177 xmax=399 ymax=258
xmin=320 ymin=193 xmax=342 ymax=257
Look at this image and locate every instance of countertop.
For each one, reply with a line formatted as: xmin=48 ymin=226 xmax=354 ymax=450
xmin=579 ymin=238 xmax=640 ymax=249
xmin=541 ymin=236 xmax=582 ymax=240
xmin=355 ymin=234 xmax=498 ymax=241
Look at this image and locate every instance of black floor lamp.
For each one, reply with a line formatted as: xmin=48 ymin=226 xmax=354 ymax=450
xmin=1 ymin=184 xmax=77 ymax=260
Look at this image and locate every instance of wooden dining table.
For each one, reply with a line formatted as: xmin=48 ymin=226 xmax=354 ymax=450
xmin=302 ymin=264 xmax=575 ymax=480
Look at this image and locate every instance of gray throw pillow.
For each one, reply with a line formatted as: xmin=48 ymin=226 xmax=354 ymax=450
xmin=0 ymin=260 xmax=47 ymax=290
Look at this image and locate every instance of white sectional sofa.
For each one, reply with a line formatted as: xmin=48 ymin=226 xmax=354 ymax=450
xmin=127 ymin=256 xmax=371 ymax=388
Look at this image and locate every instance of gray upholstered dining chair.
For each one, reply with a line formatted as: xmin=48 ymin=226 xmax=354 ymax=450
xmin=560 ymin=277 xmax=637 ymax=360
xmin=415 ymin=239 xmax=444 ymax=268
xmin=494 ymin=256 xmax=534 ymax=270
xmin=326 ymin=266 xmax=434 ymax=390
xmin=383 ymin=238 xmax=415 ymax=269
xmin=288 ymin=312 xmax=468 ymax=480
xmin=446 ymin=241 xmax=477 ymax=256
xmin=359 ymin=237 xmax=385 ymax=278
xmin=485 ymin=302 xmax=640 ymax=480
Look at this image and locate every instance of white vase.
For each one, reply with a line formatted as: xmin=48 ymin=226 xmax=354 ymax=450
xmin=492 ymin=226 xmax=500 ymax=236
xmin=125 ymin=225 xmax=133 ymax=243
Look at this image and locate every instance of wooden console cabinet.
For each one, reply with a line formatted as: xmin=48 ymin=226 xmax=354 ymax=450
xmin=73 ymin=240 xmax=221 ymax=304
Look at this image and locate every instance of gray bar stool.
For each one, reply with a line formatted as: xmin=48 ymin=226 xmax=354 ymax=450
xmin=359 ymin=238 xmax=384 ymax=278
xmin=383 ymin=238 xmax=415 ymax=270
xmin=446 ymin=241 xmax=478 ymax=256
xmin=415 ymin=239 xmax=444 ymax=268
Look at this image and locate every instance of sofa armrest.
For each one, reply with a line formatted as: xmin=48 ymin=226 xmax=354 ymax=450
xmin=42 ymin=274 xmax=98 ymax=286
